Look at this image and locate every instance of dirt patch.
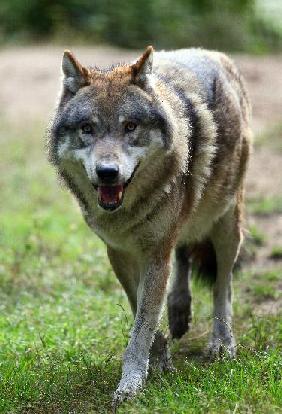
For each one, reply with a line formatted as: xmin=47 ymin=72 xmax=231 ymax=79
xmin=1 ymin=45 xmax=282 ymax=131
xmin=235 ymin=55 xmax=282 ymax=134
xmin=0 ymin=46 xmax=136 ymax=123
xmin=1 ymin=46 xmax=281 ymax=315
xmin=256 ymin=298 xmax=282 ymax=316
xmin=246 ymin=147 xmax=282 ymax=199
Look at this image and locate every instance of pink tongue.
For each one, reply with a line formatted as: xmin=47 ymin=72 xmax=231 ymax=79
xmin=98 ymin=185 xmax=124 ymax=205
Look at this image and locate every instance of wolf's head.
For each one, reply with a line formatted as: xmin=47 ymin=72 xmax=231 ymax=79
xmin=50 ymin=47 xmax=176 ymax=212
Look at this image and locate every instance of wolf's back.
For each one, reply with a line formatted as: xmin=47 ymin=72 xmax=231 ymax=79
xmin=154 ymin=48 xmax=250 ymax=124
xmin=154 ymin=48 xmax=251 ymax=284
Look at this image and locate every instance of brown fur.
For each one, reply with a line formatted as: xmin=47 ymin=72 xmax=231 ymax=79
xmin=48 ymin=46 xmax=252 ymax=405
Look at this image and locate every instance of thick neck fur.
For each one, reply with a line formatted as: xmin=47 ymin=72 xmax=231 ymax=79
xmin=50 ymin=54 xmax=219 ymax=250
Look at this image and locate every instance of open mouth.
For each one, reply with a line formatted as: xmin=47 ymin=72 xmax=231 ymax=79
xmin=97 ymin=184 xmax=124 ymax=211
xmin=94 ymin=163 xmax=139 ymax=212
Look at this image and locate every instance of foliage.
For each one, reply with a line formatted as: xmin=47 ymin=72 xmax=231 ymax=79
xmin=0 ymin=0 xmax=281 ymax=51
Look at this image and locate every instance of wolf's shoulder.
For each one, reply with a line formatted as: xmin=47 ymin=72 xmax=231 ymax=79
xmin=153 ymin=48 xmax=226 ymax=106
xmin=153 ymin=48 xmax=245 ymax=113
xmin=154 ymin=48 xmax=233 ymax=73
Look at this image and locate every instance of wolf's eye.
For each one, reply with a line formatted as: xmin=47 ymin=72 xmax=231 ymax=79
xmin=124 ymin=122 xmax=137 ymax=133
xmin=81 ymin=123 xmax=93 ymax=134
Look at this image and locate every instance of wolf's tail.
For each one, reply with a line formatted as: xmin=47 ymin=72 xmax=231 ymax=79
xmin=190 ymin=240 xmax=217 ymax=285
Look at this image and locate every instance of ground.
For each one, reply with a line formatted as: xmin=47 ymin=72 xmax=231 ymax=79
xmin=0 ymin=47 xmax=281 ymax=413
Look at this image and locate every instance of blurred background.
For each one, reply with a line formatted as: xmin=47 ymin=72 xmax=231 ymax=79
xmin=0 ymin=0 xmax=282 ymax=51
xmin=0 ymin=1 xmax=281 ymax=412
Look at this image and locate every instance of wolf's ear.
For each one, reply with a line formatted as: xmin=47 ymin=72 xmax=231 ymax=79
xmin=62 ymin=50 xmax=90 ymax=94
xmin=131 ymin=46 xmax=154 ymax=85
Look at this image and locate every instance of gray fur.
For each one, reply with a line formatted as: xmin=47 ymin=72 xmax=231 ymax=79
xmin=48 ymin=47 xmax=252 ymax=406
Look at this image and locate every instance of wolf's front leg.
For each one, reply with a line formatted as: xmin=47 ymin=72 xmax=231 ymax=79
xmin=113 ymin=250 xmax=172 ymax=406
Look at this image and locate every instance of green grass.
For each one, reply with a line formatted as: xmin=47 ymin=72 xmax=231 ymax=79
xmin=255 ymin=122 xmax=282 ymax=152
xmin=0 ymin=119 xmax=281 ymax=413
xmin=247 ymin=196 xmax=282 ymax=216
xmin=270 ymin=246 xmax=282 ymax=261
xmin=248 ymin=224 xmax=267 ymax=246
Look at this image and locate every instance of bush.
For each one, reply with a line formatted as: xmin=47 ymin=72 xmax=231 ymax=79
xmin=0 ymin=0 xmax=281 ymax=52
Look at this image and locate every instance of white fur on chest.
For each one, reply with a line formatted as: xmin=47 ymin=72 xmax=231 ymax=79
xmin=84 ymin=193 xmax=176 ymax=254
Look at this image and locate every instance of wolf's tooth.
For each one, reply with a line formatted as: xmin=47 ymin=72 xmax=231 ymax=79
xmin=118 ymin=191 xmax=122 ymax=200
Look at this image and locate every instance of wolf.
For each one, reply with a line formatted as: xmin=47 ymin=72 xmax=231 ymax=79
xmin=48 ymin=46 xmax=252 ymax=405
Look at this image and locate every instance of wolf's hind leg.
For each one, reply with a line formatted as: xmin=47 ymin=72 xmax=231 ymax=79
xmin=167 ymin=245 xmax=192 ymax=339
xmin=208 ymin=204 xmax=242 ymax=358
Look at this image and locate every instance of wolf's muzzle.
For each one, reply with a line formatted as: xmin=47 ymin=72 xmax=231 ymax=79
xmin=95 ymin=162 xmax=140 ymax=212
xmin=96 ymin=163 xmax=119 ymax=184
xmin=95 ymin=163 xmax=123 ymax=211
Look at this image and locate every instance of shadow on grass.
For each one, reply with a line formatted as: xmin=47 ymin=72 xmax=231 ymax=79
xmin=16 ymin=354 xmax=121 ymax=414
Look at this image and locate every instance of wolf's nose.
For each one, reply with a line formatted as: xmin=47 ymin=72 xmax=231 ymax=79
xmin=96 ymin=164 xmax=119 ymax=183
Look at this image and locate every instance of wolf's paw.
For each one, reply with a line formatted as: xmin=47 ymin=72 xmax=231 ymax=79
xmin=167 ymin=294 xmax=192 ymax=339
xmin=149 ymin=348 xmax=175 ymax=373
xmin=207 ymin=335 xmax=236 ymax=359
xmin=149 ymin=332 xmax=175 ymax=373
xmin=112 ymin=372 xmax=144 ymax=410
